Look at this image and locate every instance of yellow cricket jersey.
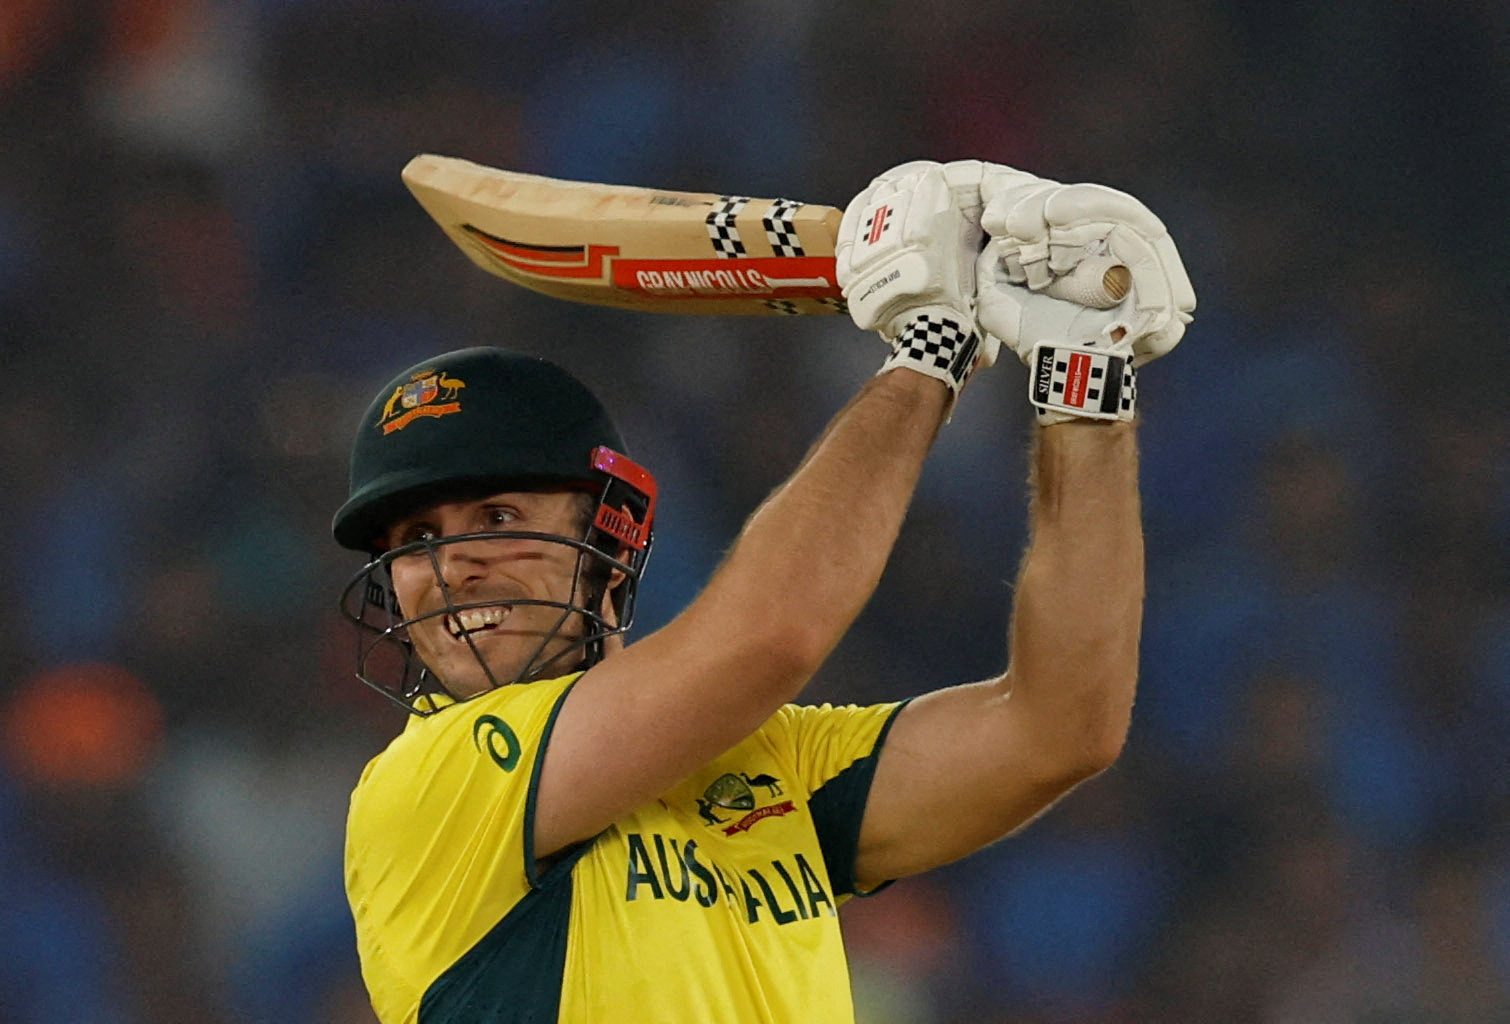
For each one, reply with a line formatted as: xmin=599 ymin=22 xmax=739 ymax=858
xmin=345 ymin=671 xmax=907 ymax=1024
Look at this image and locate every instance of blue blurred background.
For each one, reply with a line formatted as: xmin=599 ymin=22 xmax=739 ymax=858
xmin=1 ymin=2 xmax=1506 ymax=1021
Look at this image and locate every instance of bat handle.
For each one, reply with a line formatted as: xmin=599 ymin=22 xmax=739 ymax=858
xmin=1038 ymin=254 xmax=1131 ymax=309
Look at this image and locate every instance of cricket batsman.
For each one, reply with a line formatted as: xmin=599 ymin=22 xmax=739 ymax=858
xmin=333 ymin=159 xmax=1195 ymax=1022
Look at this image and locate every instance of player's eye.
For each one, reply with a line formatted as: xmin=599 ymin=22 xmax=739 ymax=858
xmin=483 ymin=506 xmax=520 ymax=530
xmin=395 ymin=524 xmax=438 ymax=547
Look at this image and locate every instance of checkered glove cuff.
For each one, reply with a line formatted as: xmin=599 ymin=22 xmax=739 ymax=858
xmin=878 ymin=312 xmax=982 ymax=401
xmin=1027 ymin=341 xmax=1137 ymax=425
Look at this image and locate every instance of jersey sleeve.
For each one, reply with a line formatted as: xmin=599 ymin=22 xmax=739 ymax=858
xmin=345 ymin=673 xmax=580 ymax=1020
xmin=769 ymin=700 xmax=908 ymax=898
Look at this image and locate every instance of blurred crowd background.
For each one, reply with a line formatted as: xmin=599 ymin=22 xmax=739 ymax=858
xmin=2 ymin=1 xmax=1506 ymax=1021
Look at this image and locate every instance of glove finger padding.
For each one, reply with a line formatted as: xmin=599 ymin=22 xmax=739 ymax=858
xmin=975 ymin=246 xmax=1127 ymax=354
xmin=1103 ymin=225 xmax=1171 ymax=330
xmin=978 ymin=180 xmax=1195 ymax=366
xmin=1042 ymin=184 xmax=1168 ymax=240
xmin=1155 ymin=230 xmax=1197 ymax=323
xmin=975 ymin=177 xmax=1196 ymax=424
xmin=987 ymin=182 xmax=1061 ymax=292
xmin=876 ymin=159 xmax=954 ymax=183
xmin=979 ymin=169 xmax=1054 ymax=283
xmin=940 ymin=159 xmax=986 ymax=307
xmin=1043 ymin=184 xmax=1194 ymax=354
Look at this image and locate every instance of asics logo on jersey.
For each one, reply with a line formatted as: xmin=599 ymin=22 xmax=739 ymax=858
xmin=472 ymin=714 xmax=521 ymax=771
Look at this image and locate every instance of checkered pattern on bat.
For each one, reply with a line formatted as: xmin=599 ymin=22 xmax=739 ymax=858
xmin=762 ymin=297 xmax=849 ymax=316
xmin=892 ymin=315 xmax=980 ymax=390
xmin=762 ymin=199 xmax=805 ymax=257
xmin=707 ymin=196 xmax=751 ymax=257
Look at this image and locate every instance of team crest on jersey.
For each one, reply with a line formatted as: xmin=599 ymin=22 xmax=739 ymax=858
xmin=377 ymin=368 xmax=467 ymax=435
xmin=695 ymin=771 xmax=794 ymax=836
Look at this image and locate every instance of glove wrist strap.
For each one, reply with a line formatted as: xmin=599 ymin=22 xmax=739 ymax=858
xmin=877 ymin=310 xmax=982 ymax=403
xmin=1027 ymin=341 xmax=1137 ymax=425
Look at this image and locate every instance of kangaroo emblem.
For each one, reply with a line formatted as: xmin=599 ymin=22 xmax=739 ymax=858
xmin=740 ymin=772 xmax=783 ymax=798
xmin=377 ymin=385 xmax=404 ymax=424
xmin=695 ymin=798 xmax=727 ymax=827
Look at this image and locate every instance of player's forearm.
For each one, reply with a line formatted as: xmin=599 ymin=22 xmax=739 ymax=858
xmin=692 ymin=371 xmax=947 ymax=680
xmin=1003 ymin=420 xmax=1143 ymax=773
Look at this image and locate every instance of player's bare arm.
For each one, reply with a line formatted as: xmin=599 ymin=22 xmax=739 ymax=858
xmin=854 ymin=420 xmax=1141 ymax=887
xmin=532 ymin=370 xmax=948 ymax=855
xmin=530 ymin=162 xmax=997 ymax=858
xmin=852 ymin=170 xmax=1197 ymax=890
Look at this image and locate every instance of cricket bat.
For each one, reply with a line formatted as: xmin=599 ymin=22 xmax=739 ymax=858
xmin=401 ymin=154 xmax=1130 ymax=317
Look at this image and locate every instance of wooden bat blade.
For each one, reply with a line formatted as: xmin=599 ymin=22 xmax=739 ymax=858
xmin=401 ymin=155 xmax=847 ymax=316
xmin=402 ymin=155 xmax=1133 ymax=318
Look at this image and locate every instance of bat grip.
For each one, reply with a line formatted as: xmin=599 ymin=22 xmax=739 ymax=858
xmin=1038 ymin=254 xmax=1131 ymax=309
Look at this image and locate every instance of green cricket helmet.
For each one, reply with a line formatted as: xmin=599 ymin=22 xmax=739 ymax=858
xmin=333 ymin=347 xmax=656 ymax=714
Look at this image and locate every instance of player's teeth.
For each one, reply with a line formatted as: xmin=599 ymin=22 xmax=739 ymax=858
xmin=450 ymin=608 xmax=506 ymax=636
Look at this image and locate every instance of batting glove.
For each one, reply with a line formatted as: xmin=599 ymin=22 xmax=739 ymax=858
xmin=836 ymin=160 xmax=1005 ymax=406
xmin=974 ymin=173 xmax=1196 ymax=424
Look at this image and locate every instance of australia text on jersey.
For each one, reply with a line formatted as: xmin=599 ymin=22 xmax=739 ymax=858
xmin=624 ymin=833 xmax=835 ymax=926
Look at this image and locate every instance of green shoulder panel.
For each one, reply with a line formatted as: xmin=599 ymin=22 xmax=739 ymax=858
xmin=418 ymin=874 xmax=574 ymax=1023
xmin=806 ymin=700 xmax=910 ymax=897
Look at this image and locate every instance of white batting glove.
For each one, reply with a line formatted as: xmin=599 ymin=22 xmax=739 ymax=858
xmin=836 ymin=160 xmax=1001 ymax=404
xmin=974 ymin=173 xmax=1196 ymax=424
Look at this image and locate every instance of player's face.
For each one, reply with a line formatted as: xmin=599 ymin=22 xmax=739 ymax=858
xmin=381 ymin=488 xmax=603 ymax=697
